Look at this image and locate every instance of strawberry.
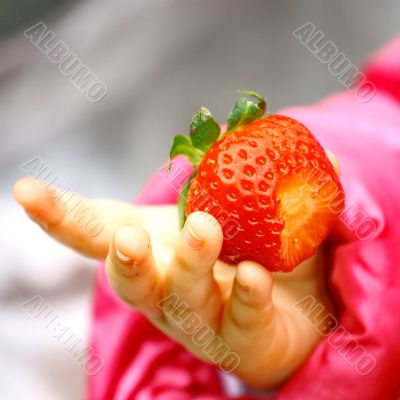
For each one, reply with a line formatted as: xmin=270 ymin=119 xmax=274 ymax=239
xmin=169 ymin=91 xmax=344 ymax=272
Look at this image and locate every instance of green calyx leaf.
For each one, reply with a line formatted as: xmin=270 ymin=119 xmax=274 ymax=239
xmin=190 ymin=107 xmax=221 ymax=153
xmin=169 ymin=134 xmax=203 ymax=169
xmin=169 ymin=108 xmax=221 ymax=226
xmin=177 ymin=172 xmax=196 ymax=228
xmin=226 ymin=90 xmax=267 ymax=132
xmin=168 ymin=90 xmax=267 ymax=227
xmin=169 ymin=107 xmax=221 ymax=169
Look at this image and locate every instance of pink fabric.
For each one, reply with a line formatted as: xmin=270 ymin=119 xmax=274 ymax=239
xmin=363 ymin=35 xmax=400 ymax=102
xmin=87 ymin=37 xmax=400 ymax=400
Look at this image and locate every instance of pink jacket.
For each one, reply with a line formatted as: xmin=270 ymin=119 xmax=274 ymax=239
xmin=87 ymin=37 xmax=400 ymax=400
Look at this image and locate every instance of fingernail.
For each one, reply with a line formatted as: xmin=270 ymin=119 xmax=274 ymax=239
xmin=116 ymin=249 xmax=132 ymax=264
xmin=115 ymin=247 xmax=139 ymax=276
xmin=184 ymin=222 xmax=203 ymax=250
xmin=115 ymin=247 xmax=138 ymax=269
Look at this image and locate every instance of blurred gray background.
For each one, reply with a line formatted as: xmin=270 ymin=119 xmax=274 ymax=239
xmin=1 ymin=0 xmax=399 ymax=199
xmin=0 ymin=1 xmax=399 ymax=399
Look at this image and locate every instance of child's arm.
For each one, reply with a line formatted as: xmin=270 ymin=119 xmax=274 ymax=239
xmin=13 ymin=153 xmax=338 ymax=389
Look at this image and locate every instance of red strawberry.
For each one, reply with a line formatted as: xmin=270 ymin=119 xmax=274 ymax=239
xmin=169 ymin=91 xmax=344 ymax=272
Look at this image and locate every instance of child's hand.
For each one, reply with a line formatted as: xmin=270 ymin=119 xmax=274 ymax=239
xmin=13 ymin=152 xmax=338 ymax=389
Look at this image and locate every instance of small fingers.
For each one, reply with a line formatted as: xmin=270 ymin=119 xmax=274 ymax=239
xmin=165 ymin=212 xmax=223 ymax=322
xmin=13 ymin=177 xmax=105 ymax=256
xmin=106 ymin=226 xmax=162 ymax=316
xmin=13 ymin=177 xmax=140 ymax=258
xmin=223 ymin=261 xmax=274 ymax=334
xmin=220 ymin=262 xmax=294 ymax=388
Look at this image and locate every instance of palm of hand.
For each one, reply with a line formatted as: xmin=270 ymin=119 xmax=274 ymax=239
xmin=14 ymin=179 xmax=332 ymax=389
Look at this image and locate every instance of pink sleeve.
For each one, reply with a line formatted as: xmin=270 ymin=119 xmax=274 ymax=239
xmin=276 ymin=91 xmax=400 ymax=399
xmin=87 ymin=37 xmax=400 ymax=400
xmin=363 ymin=35 xmax=400 ymax=102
